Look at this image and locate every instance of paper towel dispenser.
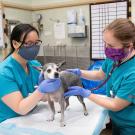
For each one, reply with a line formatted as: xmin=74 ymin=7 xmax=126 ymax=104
xmin=68 ymin=24 xmax=87 ymax=38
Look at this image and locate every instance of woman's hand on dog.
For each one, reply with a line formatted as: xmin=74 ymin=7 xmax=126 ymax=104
xmin=38 ymin=78 xmax=61 ymax=94
xmin=66 ymin=68 xmax=81 ymax=77
xmin=64 ymin=86 xmax=91 ymax=98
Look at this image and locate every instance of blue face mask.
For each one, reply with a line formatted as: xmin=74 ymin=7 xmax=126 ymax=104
xmin=18 ymin=44 xmax=40 ymax=60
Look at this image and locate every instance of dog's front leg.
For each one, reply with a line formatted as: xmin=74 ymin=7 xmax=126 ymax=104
xmin=48 ymin=96 xmax=55 ymax=121
xmin=59 ymin=96 xmax=66 ymax=127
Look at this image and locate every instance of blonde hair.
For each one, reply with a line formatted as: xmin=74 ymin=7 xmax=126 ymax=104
xmin=105 ymin=18 xmax=135 ymax=48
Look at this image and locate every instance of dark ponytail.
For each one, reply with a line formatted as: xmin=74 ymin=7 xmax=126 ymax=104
xmin=6 ymin=23 xmax=39 ymax=58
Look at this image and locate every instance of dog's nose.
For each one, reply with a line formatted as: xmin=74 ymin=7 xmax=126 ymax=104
xmin=54 ymin=72 xmax=59 ymax=78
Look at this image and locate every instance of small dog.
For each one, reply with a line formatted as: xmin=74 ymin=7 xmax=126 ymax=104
xmin=37 ymin=61 xmax=88 ymax=127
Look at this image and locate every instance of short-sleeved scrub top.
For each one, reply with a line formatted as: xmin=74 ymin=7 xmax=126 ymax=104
xmin=102 ymin=56 xmax=135 ymax=127
xmin=0 ymin=55 xmax=41 ymax=122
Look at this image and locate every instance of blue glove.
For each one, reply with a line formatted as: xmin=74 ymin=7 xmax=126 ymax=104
xmin=38 ymin=71 xmax=44 ymax=84
xmin=64 ymin=86 xmax=91 ymax=98
xmin=38 ymin=78 xmax=61 ymax=93
xmin=66 ymin=68 xmax=81 ymax=76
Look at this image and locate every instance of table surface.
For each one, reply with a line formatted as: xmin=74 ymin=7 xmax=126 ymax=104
xmin=1 ymin=96 xmax=109 ymax=135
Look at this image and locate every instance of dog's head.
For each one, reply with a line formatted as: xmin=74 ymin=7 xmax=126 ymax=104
xmin=42 ymin=61 xmax=66 ymax=79
xmin=43 ymin=63 xmax=59 ymax=79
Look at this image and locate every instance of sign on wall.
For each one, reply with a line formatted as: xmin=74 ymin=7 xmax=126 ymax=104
xmin=54 ymin=22 xmax=65 ymax=39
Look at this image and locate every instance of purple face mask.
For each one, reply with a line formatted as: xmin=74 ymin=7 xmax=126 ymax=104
xmin=105 ymin=47 xmax=128 ymax=61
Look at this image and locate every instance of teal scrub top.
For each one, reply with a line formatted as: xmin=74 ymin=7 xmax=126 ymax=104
xmin=0 ymin=55 xmax=41 ymax=123
xmin=102 ymin=57 xmax=135 ymax=127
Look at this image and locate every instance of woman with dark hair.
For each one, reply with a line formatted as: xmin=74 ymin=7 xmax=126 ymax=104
xmin=64 ymin=18 xmax=135 ymax=135
xmin=0 ymin=24 xmax=61 ymax=122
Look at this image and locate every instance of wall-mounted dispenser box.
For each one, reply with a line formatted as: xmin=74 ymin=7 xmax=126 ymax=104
xmin=68 ymin=24 xmax=87 ymax=38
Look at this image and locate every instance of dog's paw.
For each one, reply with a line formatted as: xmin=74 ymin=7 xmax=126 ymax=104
xmin=47 ymin=116 xmax=54 ymax=121
xmin=84 ymin=111 xmax=88 ymax=116
xmin=47 ymin=118 xmax=54 ymax=122
xmin=60 ymin=122 xmax=66 ymax=127
xmin=57 ymin=110 xmax=61 ymax=113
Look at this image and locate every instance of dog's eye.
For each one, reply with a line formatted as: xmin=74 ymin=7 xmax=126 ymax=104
xmin=56 ymin=68 xmax=59 ymax=71
xmin=47 ymin=69 xmax=51 ymax=73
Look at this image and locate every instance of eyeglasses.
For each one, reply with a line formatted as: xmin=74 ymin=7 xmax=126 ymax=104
xmin=21 ymin=40 xmax=42 ymax=47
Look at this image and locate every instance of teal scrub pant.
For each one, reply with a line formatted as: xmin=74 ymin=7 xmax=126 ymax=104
xmin=112 ymin=121 xmax=135 ymax=135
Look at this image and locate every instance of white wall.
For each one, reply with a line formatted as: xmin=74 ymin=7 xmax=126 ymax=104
xmin=0 ymin=0 xmax=32 ymax=5
xmin=4 ymin=8 xmax=32 ymax=24
xmin=32 ymin=5 xmax=90 ymax=56
xmin=31 ymin=0 xmax=73 ymax=6
xmin=1 ymin=0 xmax=32 ymax=24
xmin=1 ymin=0 xmax=135 ymax=57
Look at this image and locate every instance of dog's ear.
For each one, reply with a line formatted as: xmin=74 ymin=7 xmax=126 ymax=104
xmin=57 ymin=61 xmax=66 ymax=68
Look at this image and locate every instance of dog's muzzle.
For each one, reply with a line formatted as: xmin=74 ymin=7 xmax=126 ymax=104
xmin=54 ymin=72 xmax=59 ymax=78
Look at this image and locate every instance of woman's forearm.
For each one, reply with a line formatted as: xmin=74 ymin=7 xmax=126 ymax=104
xmin=81 ymin=69 xmax=105 ymax=80
xmin=88 ymin=94 xmax=116 ymax=110
xmin=18 ymin=89 xmax=44 ymax=115
xmin=88 ymin=94 xmax=130 ymax=112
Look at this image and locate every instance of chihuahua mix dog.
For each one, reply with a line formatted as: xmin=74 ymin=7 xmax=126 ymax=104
xmin=37 ymin=61 xmax=88 ymax=127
